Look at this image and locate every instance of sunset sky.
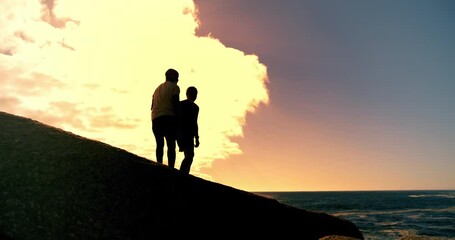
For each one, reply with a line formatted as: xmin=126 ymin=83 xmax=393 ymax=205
xmin=1 ymin=0 xmax=454 ymax=191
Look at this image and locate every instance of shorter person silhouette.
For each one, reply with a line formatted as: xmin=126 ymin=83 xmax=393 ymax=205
xmin=177 ymin=86 xmax=199 ymax=174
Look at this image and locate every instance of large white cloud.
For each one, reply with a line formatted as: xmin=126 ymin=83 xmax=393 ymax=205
xmin=0 ymin=0 xmax=269 ymax=179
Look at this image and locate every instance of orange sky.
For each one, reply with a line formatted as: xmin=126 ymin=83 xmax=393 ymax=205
xmin=2 ymin=0 xmax=454 ymax=192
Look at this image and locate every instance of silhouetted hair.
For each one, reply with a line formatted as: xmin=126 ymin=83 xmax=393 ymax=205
xmin=165 ymin=68 xmax=179 ymax=82
xmin=186 ymin=86 xmax=198 ymax=101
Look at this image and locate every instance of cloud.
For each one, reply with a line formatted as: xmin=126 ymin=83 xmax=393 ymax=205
xmin=0 ymin=0 xmax=269 ymax=179
xmin=39 ymin=0 xmax=80 ymax=29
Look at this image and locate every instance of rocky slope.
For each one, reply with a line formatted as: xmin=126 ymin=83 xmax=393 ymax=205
xmin=0 ymin=111 xmax=363 ymax=239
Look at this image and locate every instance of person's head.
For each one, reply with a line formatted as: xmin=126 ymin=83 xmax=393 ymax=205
xmin=186 ymin=86 xmax=198 ymax=102
xmin=165 ymin=68 xmax=179 ymax=83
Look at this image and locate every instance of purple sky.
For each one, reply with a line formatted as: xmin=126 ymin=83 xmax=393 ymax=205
xmin=194 ymin=0 xmax=455 ymax=191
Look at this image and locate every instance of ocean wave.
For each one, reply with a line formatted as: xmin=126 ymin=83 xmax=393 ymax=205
xmin=409 ymin=194 xmax=455 ymax=199
xmin=376 ymin=221 xmax=402 ymax=226
xmin=365 ymin=228 xmax=455 ymax=240
xmin=333 ymin=206 xmax=455 ymax=217
xmin=398 ymin=236 xmax=455 ymax=240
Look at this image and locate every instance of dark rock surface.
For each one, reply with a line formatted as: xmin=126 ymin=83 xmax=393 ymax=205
xmin=0 ymin=111 xmax=364 ymax=239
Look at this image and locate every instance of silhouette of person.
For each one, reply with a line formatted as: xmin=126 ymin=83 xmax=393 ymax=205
xmin=151 ymin=68 xmax=180 ymax=168
xmin=177 ymin=86 xmax=199 ymax=174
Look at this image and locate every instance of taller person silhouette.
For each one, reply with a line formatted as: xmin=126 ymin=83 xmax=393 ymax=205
xmin=151 ymin=68 xmax=180 ymax=168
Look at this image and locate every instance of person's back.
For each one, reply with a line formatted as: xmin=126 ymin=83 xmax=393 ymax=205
xmin=152 ymin=81 xmax=179 ymax=120
xmin=151 ymin=68 xmax=180 ymax=168
xmin=179 ymin=99 xmax=198 ymax=139
xmin=178 ymin=86 xmax=199 ymax=174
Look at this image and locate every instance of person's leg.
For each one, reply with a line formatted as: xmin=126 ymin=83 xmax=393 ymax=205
xmin=164 ymin=116 xmax=176 ymax=168
xmin=165 ymin=135 xmax=176 ymax=168
xmin=154 ymin=136 xmax=164 ymax=164
xmin=180 ymin=147 xmax=194 ymax=174
xmin=152 ymin=118 xmax=164 ymax=164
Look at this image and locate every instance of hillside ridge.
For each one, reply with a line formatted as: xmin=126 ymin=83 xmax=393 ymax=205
xmin=0 ymin=111 xmax=363 ymax=239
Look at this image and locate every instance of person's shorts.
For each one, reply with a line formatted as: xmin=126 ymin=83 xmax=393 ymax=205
xmin=177 ymin=136 xmax=194 ymax=152
xmin=152 ymin=115 xmax=177 ymax=139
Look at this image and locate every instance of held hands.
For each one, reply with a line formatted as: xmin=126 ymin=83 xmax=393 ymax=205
xmin=195 ymin=137 xmax=200 ymax=148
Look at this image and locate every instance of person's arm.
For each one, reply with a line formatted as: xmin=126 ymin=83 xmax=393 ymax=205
xmin=194 ymin=107 xmax=199 ymax=148
xmin=172 ymin=85 xmax=180 ymax=115
xmin=151 ymin=95 xmax=154 ymax=110
xmin=172 ymin=94 xmax=179 ymax=115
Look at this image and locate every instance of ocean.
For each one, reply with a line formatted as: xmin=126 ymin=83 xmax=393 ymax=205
xmin=254 ymin=190 xmax=455 ymax=240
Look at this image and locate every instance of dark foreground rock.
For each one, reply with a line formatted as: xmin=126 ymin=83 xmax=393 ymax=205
xmin=0 ymin=111 xmax=363 ymax=239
